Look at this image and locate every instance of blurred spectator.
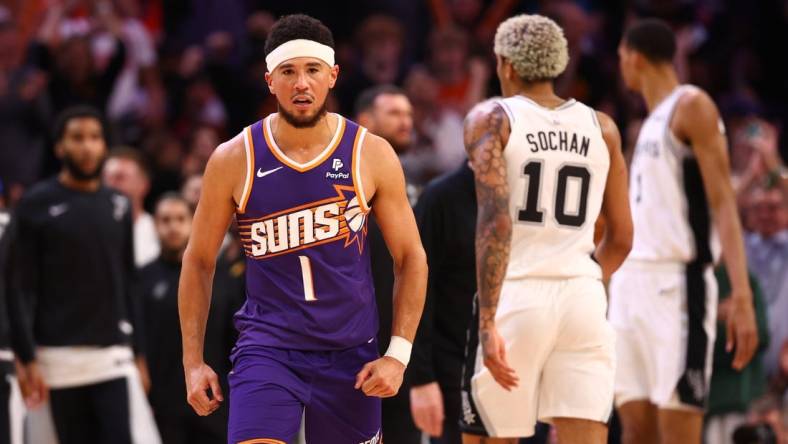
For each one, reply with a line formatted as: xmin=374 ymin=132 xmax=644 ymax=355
xmin=0 ymin=13 xmax=50 ymax=191
xmin=105 ymin=0 xmax=166 ymax=133
xmin=140 ymin=193 xmax=243 ymax=444
xmin=335 ymin=14 xmax=407 ymax=115
xmin=162 ymin=44 xmax=227 ymax=138
xmin=706 ymin=266 xmax=770 ymax=444
xmin=27 ymin=2 xmax=127 ymax=118
xmin=402 ymin=66 xmax=465 ymax=185
xmin=426 ymin=26 xmax=489 ymax=116
xmin=355 ymin=84 xmax=417 ymax=195
xmin=428 ymin=0 xmax=519 ymax=48
xmin=356 ymin=85 xmax=420 ymax=444
xmin=103 ymin=147 xmax=160 ymax=267
xmin=547 ymin=1 xmax=612 ymax=108
xmin=731 ymin=119 xmax=788 ymax=200
xmin=401 ymin=25 xmax=489 ymax=184
xmin=744 ymin=186 xmax=788 ymax=378
xmin=143 ymin=130 xmax=186 ymax=204
xmin=180 ymin=174 xmax=203 ymax=211
xmin=733 ymin=394 xmax=785 ymax=444
xmin=182 ymin=125 xmax=220 ymax=177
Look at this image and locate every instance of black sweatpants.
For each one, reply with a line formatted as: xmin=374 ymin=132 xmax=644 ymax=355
xmin=382 ymin=383 xmax=421 ymax=444
xmin=154 ymin=409 xmax=227 ymax=444
xmin=49 ymin=377 xmax=132 ymax=444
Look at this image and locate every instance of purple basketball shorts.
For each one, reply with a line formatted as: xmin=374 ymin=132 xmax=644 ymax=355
xmin=227 ymin=339 xmax=382 ymax=444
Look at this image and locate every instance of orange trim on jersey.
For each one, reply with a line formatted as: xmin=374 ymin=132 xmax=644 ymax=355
xmin=242 ymin=227 xmax=351 ymax=260
xmin=237 ymin=185 xmax=354 ymax=226
xmin=241 ymin=223 xmax=350 ymax=246
xmin=351 ymin=126 xmax=371 ymax=213
xmin=237 ymin=126 xmax=256 ymax=214
xmin=263 ymin=115 xmax=346 ymax=173
xmin=238 ymin=439 xmax=286 ymax=444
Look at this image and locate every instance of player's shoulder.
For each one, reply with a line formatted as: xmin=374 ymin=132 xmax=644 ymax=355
xmin=589 ymin=109 xmax=622 ymax=151
xmin=675 ymin=85 xmax=718 ymax=115
xmin=203 ymin=130 xmax=246 ymax=182
xmin=593 ymin=110 xmax=619 ymax=135
xmin=673 ymin=86 xmax=721 ymax=136
xmin=465 ymin=98 xmax=508 ymax=128
xmin=212 ymin=131 xmax=246 ymax=164
xmin=138 ymin=257 xmax=165 ymax=280
xmin=15 ymin=177 xmax=61 ymax=211
xmin=359 ymin=128 xmax=398 ymax=166
xmin=464 ymin=98 xmax=510 ymax=147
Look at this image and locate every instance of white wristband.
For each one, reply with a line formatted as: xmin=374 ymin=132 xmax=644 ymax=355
xmin=384 ymin=336 xmax=412 ymax=367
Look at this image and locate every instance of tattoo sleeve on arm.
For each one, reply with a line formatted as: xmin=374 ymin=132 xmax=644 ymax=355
xmin=465 ymin=104 xmax=511 ymax=331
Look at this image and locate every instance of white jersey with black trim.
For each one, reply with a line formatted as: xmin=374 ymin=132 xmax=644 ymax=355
xmin=627 ymin=85 xmax=720 ymax=264
xmin=498 ymin=95 xmax=609 ymax=280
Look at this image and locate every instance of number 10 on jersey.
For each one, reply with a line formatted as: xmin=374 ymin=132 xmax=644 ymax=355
xmin=517 ymin=161 xmax=591 ymax=227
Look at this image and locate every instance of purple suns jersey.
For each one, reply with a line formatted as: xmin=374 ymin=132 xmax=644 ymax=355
xmin=233 ymin=113 xmax=378 ymax=351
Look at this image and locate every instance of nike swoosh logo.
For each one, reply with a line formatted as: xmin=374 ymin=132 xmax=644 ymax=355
xmin=257 ymin=166 xmax=283 ymax=178
xmin=49 ymin=204 xmax=69 ymax=217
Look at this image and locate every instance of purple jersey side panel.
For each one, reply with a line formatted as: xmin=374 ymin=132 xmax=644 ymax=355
xmin=234 ymin=114 xmax=378 ymax=351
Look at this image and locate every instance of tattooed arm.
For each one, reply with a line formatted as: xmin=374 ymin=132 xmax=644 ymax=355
xmin=464 ymin=100 xmax=518 ymax=390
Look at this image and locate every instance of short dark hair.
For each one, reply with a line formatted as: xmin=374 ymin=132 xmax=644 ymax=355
xmin=624 ymin=19 xmax=676 ymax=63
xmin=155 ymin=192 xmax=193 ymax=216
xmin=264 ymin=14 xmax=334 ymax=57
xmin=354 ymin=85 xmax=406 ymax=117
xmin=52 ymin=105 xmax=106 ymax=143
xmin=108 ymin=146 xmax=152 ymax=179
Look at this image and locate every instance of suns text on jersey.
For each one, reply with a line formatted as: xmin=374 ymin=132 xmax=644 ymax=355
xmin=249 ymin=202 xmax=342 ymax=257
xmin=237 ymin=185 xmax=366 ymax=259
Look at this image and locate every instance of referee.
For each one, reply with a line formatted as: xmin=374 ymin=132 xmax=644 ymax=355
xmin=8 ymin=106 xmax=151 ymax=444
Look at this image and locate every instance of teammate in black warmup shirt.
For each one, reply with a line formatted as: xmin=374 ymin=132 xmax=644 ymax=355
xmin=140 ymin=193 xmax=243 ymax=444
xmin=0 ymin=193 xmax=25 ymax=444
xmin=8 ymin=106 xmax=146 ymax=444
xmin=409 ymin=162 xmax=477 ymax=444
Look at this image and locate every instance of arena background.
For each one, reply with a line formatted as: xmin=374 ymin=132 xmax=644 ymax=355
xmin=0 ymin=0 xmax=787 ymax=443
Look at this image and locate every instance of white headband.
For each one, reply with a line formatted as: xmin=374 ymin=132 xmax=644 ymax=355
xmin=265 ymin=39 xmax=335 ymax=72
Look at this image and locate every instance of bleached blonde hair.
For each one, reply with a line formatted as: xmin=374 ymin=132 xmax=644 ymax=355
xmin=494 ymin=14 xmax=569 ymax=82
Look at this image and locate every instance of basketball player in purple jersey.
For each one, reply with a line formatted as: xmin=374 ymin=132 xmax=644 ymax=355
xmin=178 ymin=14 xmax=428 ymax=444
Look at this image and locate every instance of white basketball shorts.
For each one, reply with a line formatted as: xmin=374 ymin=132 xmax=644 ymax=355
xmin=609 ymin=260 xmax=717 ymax=411
xmin=460 ymin=277 xmax=615 ymax=438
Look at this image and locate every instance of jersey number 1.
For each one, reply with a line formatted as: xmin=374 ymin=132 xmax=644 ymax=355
xmin=517 ymin=161 xmax=591 ymax=227
xmin=299 ymin=256 xmax=317 ymax=301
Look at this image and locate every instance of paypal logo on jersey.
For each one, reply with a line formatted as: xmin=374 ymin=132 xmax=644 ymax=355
xmin=327 ymin=158 xmax=349 ymax=179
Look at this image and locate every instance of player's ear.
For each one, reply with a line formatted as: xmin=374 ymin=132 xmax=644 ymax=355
xmin=357 ymin=111 xmax=372 ymax=128
xmin=54 ymin=141 xmax=65 ymax=159
xmin=328 ymin=64 xmax=339 ymax=89
xmin=503 ymin=58 xmax=517 ymax=82
xmin=264 ymin=71 xmax=274 ymax=94
xmin=632 ymin=51 xmax=647 ymax=71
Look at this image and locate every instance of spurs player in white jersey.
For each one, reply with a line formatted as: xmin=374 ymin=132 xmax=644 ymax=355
xmin=611 ymin=19 xmax=758 ymax=444
xmin=460 ymin=15 xmax=633 ymax=444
